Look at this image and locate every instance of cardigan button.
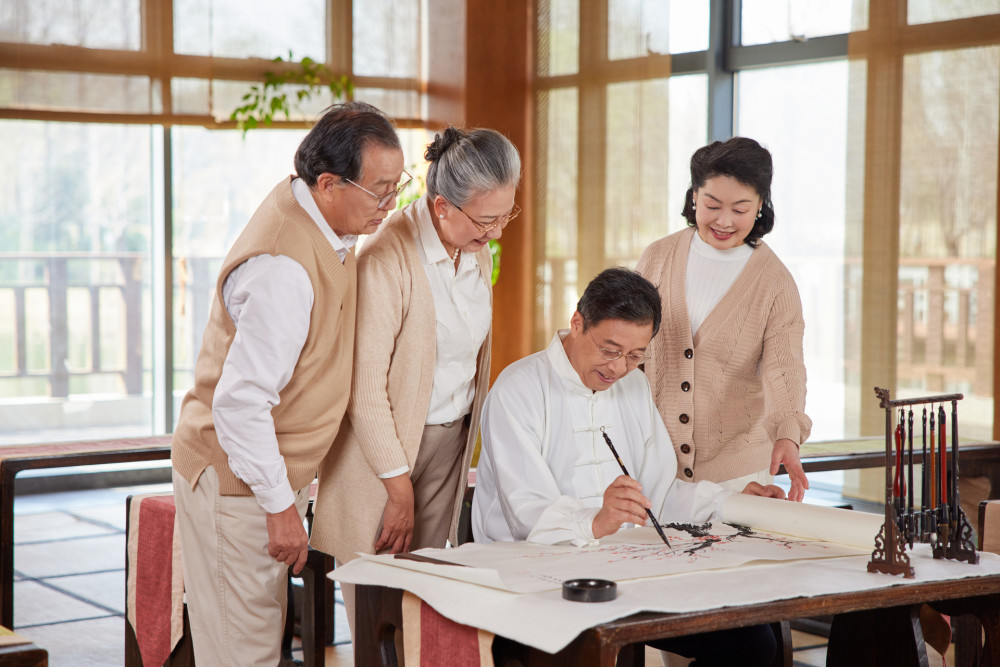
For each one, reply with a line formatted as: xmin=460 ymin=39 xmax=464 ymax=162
xmin=683 ymin=467 xmax=693 ymax=478
xmin=684 ymin=348 xmax=693 ymax=359
xmin=679 ymin=413 xmax=689 ymax=424
xmin=680 ymin=444 xmax=691 ymax=454
xmin=681 ymin=381 xmax=691 ymax=392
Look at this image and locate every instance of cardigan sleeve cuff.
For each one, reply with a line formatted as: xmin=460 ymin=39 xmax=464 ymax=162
xmin=351 ymin=364 xmax=412 ymax=474
xmin=772 ymin=415 xmax=810 ymax=446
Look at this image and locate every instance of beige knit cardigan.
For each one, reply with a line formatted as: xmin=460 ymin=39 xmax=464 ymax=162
xmin=310 ymin=195 xmax=492 ymax=564
xmin=636 ymin=227 xmax=812 ymax=483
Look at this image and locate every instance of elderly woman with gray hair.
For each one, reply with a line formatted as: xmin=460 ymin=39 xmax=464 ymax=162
xmin=311 ymin=127 xmax=521 ymax=605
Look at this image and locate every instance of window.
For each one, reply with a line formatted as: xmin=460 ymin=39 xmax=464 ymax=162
xmin=0 ymin=121 xmax=154 ymax=443
xmin=737 ymin=60 xmax=858 ymax=440
xmin=533 ymin=0 xmax=999 ymax=447
xmin=0 ymin=1 xmax=425 ymax=444
xmin=897 ymin=46 xmax=999 ymax=440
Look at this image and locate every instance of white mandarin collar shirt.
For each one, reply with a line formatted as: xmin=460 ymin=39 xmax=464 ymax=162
xmin=211 ymin=178 xmax=354 ymax=514
xmin=472 ymin=331 xmax=732 ymax=547
xmin=413 ymin=202 xmax=492 ymax=425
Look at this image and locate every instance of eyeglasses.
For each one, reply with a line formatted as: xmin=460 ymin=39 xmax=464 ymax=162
xmin=344 ymin=170 xmax=413 ymax=210
xmin=449 ymin=200 xmax=521 ymax=233
xmin=588 ymin=329 xmax=648 ymax=366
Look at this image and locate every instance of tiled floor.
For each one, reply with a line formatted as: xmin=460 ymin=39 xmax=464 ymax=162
xmin=12 ymin=483 xmax=350 ymax=666
xmin=12 ymin=484 xmax=951 ymax=667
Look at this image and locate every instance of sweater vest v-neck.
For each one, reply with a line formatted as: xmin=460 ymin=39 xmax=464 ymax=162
xmin=172 ymin=177 xmax=357 ymax=496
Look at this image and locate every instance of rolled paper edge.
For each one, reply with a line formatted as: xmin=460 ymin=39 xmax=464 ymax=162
xmin=718 ymin=494 xmax=884 ymax=549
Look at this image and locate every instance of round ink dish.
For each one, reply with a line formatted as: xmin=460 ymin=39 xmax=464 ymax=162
xmin=562 ymin=578 xmax=617 ymax=602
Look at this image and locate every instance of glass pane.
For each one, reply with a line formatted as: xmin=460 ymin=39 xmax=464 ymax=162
xmin=537 ymin=87 xmax=579 ymax=344
xmin=0 ymin=121 xmax=154 ymax=444
xmin=173 ymin=0 xmax=326 ymax=61
xmin=537 ymin=0 xmax=579 ymax=76
xmin=353 ymin=0 xmax=420 ymax=78
xmin=909 ymin=1 xmax=1000 ymax=25
xmin=741 ymin=0 xmax=867 ymax=46
xmin=605 ymin=75 xmax=707 ymax=264
xmin=0 ymin=69 xmax=151 ymax=114
xmin=737 ymin=60 xmax=858 ymax=441
xmin=898 ymin=46 xmax=998 ymax=441
xmin=171 ymin=128 xmax=308 ymax=400
xmin=353 ymin=88 xmax=422 ymax=121
xmin=171 ymin=78 xmax=337 ymax=122
xmin=608 ymin=0 xmax=707 ymax=59
xmin=1 ymin=0 xmax=141 ymax=50
xmin=171 ymin=126 xmax=431 ymax=406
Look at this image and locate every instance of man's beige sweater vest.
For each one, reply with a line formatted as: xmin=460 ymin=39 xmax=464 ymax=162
xmin=172 ymin=177 xmax=357 ymax=496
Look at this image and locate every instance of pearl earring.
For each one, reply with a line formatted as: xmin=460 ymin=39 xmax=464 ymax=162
xmin=692 ymin=200 xmax=697 ymax=211
xmin=439 ymin=215 xmax=444 ymax=220
xmin=756 ymin=208 xmax=762 ymax=219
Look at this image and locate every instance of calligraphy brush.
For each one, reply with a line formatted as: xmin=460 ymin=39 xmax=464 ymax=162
xmin=599 ymin=426 xmax=671 ymax=547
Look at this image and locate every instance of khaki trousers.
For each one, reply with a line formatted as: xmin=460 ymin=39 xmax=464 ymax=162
xmin=342 ymin=416 xmax=470 ymax=638
xmin=173 ymin=467 xmax=310 ymax=667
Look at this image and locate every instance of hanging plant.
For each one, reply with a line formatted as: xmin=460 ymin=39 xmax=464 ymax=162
xmin=230 ymin=51 xmax=353 ymax=136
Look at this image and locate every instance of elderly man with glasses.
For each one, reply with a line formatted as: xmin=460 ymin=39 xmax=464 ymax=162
xmin=471 ymin=267 xmax=786 ymax=665
xmin=472 ymin=266 xmax=789 ymax=547
xmin=171 ymin=101 xmax=406 ymax=667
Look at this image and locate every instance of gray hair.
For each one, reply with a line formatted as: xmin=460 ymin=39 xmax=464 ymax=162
xmin=424 ymin=127 xmax=521 ymax=206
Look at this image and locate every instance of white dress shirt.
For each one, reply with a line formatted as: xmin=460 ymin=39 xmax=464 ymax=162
xmin=212 ymin=178 xmax=356 ymax=514
xmin=685 ymin=231 xmax=753 ymax=336
xmin=472 ymin=331 xmax=733 ymax=547
xmin=413 ymin=209 xmax=492 ymax=425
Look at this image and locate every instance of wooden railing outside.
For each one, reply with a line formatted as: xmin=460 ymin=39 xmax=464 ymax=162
xmin=541 ymin=255 xmax=994 ymax=399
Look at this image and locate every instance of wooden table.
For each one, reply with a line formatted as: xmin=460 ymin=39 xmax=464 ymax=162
xmin=0 ymin=436 xmax=172 ymax=628
xmin=354 ymin=571 xmax=1000 ymax=667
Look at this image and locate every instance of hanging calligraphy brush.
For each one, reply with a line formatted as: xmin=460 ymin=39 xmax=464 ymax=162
xmin=907 ymin=407 xmax=915 ymax=547
xmin=921 ymin=407 xmax=928 ymax=540
xmin=892 ymin=410 xmax=906 ymax=530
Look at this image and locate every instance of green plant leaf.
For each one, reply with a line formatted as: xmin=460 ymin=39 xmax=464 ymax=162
xmin=231 ymin=52 xmax=353 ymax=138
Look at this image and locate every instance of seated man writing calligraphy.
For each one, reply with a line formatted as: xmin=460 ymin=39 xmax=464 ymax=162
xmin=471 ymin=267 xmax=785 ymax=666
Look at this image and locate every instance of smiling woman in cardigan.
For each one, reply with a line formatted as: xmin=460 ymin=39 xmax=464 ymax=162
xmin=637 ymin=137 xmax=812 ymax=503
xmin=310 ymin=126 xmax=521 ymax=631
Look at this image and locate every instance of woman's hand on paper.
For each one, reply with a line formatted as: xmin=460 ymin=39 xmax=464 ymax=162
xmin=376 ymin=473 xmax=415 ymax=554
xmin=593 ymin=475 xmax=651 ymax=539
xmin=741 ymin=481 xmax=787 ymax=500
xmin=770 ymin=438 xmax=809 ymax=502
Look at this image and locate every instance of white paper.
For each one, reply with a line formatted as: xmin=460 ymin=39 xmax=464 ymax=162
xmin=370 ymin=522 xmax=868 ymax=593
xmin=334 ymin=546 xmax=1000 ymax=655
xmin=718 ymin=494 xmax=885 ymax=548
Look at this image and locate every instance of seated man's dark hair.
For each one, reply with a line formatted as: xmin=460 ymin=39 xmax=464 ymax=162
xmin=576 ymin=267 xmax=662 ymax=336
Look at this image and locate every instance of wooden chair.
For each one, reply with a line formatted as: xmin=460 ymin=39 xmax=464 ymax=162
xmin=936 ymin=499 xmax=1000 ymax=666
xmin=124 ymin=492 xmax=334 ymax=667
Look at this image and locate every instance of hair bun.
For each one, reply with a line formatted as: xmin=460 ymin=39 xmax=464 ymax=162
xmin=424 ymin=126 xmax=465 ymax=162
